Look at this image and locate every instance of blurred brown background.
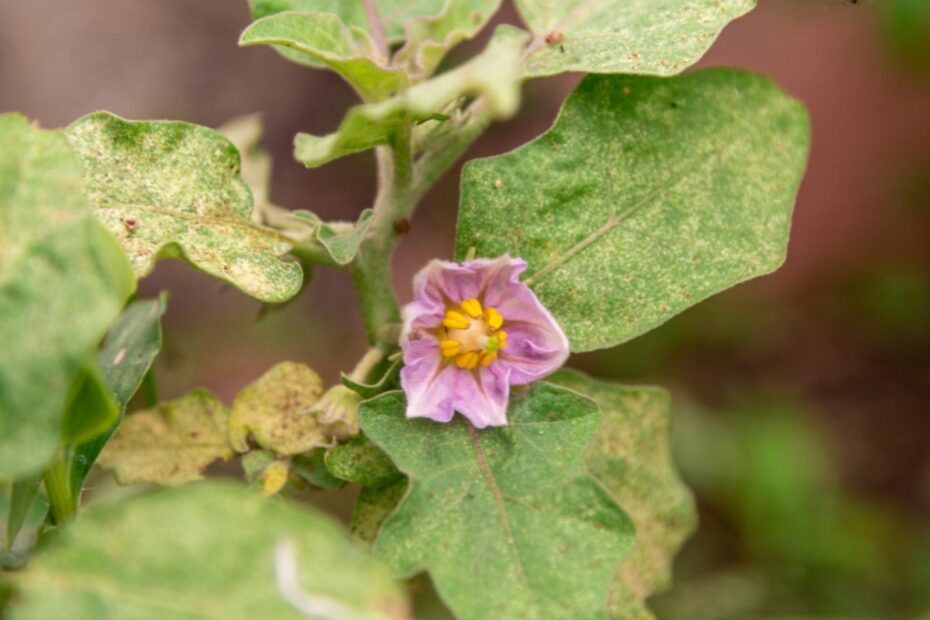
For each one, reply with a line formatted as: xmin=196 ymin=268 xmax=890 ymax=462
xmin=2 ymin=0 xmax=929 ymax=617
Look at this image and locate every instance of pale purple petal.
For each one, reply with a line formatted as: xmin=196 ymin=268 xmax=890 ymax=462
xmin=399 ymin=255 xmax=569 ymax=427
xmin=453 ymin=364 xmax=510 ymax=428
xmin=401 ymin=336 xmax=456 ymax=423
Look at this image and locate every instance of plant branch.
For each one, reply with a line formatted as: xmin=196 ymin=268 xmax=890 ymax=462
xmin=347 ymin=345 xmax=388 ymax=383
xmin=351 ymin=119 xmax=414 ymax=346
xmin=362 ymin=0 xmax=390 ymax=63
xmin=43 ymin=453 xmax=75 ymax=525
xmin=411 ymin=99 xmax=493 ymax=203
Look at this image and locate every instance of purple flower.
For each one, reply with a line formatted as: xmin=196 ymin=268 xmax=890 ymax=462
xmin=399 ymin=256 xmax=570 ymax=428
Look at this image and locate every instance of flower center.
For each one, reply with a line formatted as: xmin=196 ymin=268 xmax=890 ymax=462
xmin=439 ymin=297 xmax=507 ymax=369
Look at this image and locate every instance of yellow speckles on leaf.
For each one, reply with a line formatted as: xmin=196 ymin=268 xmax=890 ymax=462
xmin=460 ymin=298 xmax=483 ymax=318
xmin=442 ymin=309 xmax=471 ymax=330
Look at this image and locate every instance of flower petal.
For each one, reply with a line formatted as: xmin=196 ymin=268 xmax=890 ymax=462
xmin=401 ymin=337 xmax=456 ymax=423
xmin=454 ymin=364 xmax=510 ymax=428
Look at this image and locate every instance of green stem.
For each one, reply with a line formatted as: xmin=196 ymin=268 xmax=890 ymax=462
xmin=411 ymin=100 xmax=493 ymax=203
xmin=43 ymin=454 xmax=75 ymax=525
xmin=347 ymin=345 xmax=390 ymax=384
xmin=351 ymin=120 xmax=415 ymax=346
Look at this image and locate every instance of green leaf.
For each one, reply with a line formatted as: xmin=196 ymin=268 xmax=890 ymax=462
xmin=325 ymin=434 xmax=401 ymax=487
xmin=228 ymin=361 xmax=326 ymax=455
xmin=290 ymin=209 xmax=374 ymax=266
xmin=341 ymin=357 xmax=402 ymax=398
xmin=5 ymin=475 xmax=41 ymax=553
xmin=240 ymin=12 xmax=408 ymax=101
xmin=551 ymin=370 xmax=696 ymax=620
xmin=248 ymin=0 xmax=472 ymax=44
xmin=0 ymin=113 xmax=135 ymax=480
xmin=66 ymin=112 xmax=303 ymax=303
xmin=516 ymin=0 xmax=755 ymax=78
xmin=241 ymin=449 xmax=277 ymax=483
xmin=97 ymin=389 xmax=234 ymax=485
xmin=6 ymin=482 xmax=409 ymax=619
xmin=360 ymin=383 xmax=635 ymax=619
xmin=60 ymin=362 xmax=119 ymax=445
xmin=457 ymin=70 xmax=810 ymax=352
xmin=0 ymin=481 xmax=48 ymax=569
xmin=291 ymin=450 xmax=345 ymax=490
xmin=395 ymin=0 xmax=504 ymax=77
xmin=70 ymin=296 xmax=167 ymax=497
xmin=294 ymin=25 xmax=528 ymax=168
xmin=352 ymin=479 xmax=407 ymax=547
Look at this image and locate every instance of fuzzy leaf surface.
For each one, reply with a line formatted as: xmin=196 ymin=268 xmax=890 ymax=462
xmin=552 ymin=370 xmax=696 ymax=619
xmin=395 ymin=0 xmax=503 ymax=77
xmin=294 ymin=25 xmax=527 ymax=168
xmin=249 ymin=0 xmax=467 ymax=42
xmin=228 ymin=362 xmax=326 ymax=455
xmin=66 ymin=112 xmax=302 ymax=303
xmin=457 ymin=70 xmax=810 ymax=351
xmin=6 ymin=482 xmax=409 ymax=619
xmin=97 ymin=390 xmax=234 ymax=485
xmin=517 ymin=0 xmax=755 ymax=77
xmin=290 ymin=209 xmax=374 ymax=266
xmin=0 ymin=113 xmax=134 ymax=479
xmin=361 ymin=383 xmax=635 ymax=619
xmin=240 ymin=12 xmax=408 ymax=101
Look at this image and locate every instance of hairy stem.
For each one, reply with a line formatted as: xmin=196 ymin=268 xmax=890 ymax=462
xmin=43 ymin=453 xmax=75 ymax=525
xmin=362 ymin=0 xmax=390 ymax=63
xmin=351 ymin=119 xmax=414 ymax=346
xmin=347 ymin=346 xmax=388 ymax=383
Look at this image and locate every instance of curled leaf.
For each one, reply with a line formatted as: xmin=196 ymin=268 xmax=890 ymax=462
xmin=228 ymin=362 xmax=326 ymax=455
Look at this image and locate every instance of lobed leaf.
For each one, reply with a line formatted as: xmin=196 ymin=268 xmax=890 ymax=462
xmin=395 ymin=0 xmax=503 ymax=77
xmin=294 ymin=25 xmax=528 ymax=168
xmin=360 ymin=383 xmax=635 ymax=620
xmin=228 ymin=361 xmax=326 ymax=455
xmin=70 ymin=296 xmax=167 ymax=497
xmin=552 ymin=370 xmax=696 ymax=619
xmin=97 ymin=389 xmax=234 ymax=485
xmin=516 ymin=0 xmax=755 ymax=78
xmin=66 ymin=112 xmax=303 ymax=303
xmin=457 ymin=69 xmax=810 ymax=352
xmin=0 ymin=113 xmax=135 ymax=480
xmin=5 ymin=482 xmax=409 ymax=619
xmin=248 ymin=0 xmax=476 ymax=45
xmin=240 ymin=12 xmax=408 ymax=101
xmin=289 ymin=209 xmax=374 ymax=266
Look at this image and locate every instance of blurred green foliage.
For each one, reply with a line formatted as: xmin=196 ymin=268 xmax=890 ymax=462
xmin=657 ymin=397 xmax=930 ymax=619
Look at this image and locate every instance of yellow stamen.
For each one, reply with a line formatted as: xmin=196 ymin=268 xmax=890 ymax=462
xmin=439 ymin=339 xmax=461 ymax=357
xmin=460 ymin=298 xmax=483 ymax=319
xmin=442 ymin=309 xmax=471 ymax=330
xmin=456 ymin=351 xmax=479 ymax=369
xmin=479 ymin=351 xmax=497 ymax=367
xmin=496 ymin=330 xmax=507 ymax=348
xmin=485 ymin=307 xmax=503 ymax=330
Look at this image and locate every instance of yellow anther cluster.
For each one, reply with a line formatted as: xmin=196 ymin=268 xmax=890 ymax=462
xmin=439 ymin=297 xmax=507 ymax=370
